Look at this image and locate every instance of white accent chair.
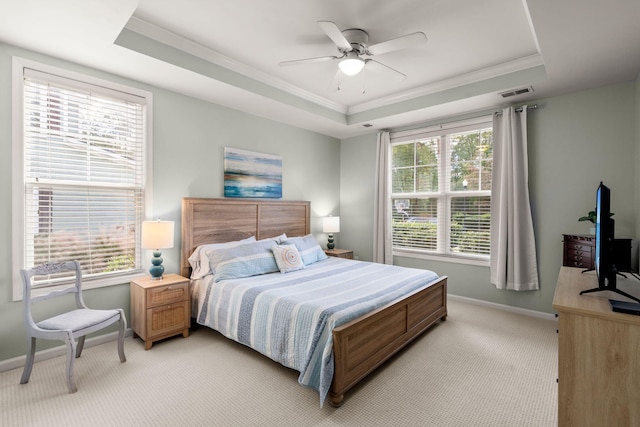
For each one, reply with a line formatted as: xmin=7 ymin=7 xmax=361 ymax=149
xmin=20 ymin=261 xmax=127 ymax=393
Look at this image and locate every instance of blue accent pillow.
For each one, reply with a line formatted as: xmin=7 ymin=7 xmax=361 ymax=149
xmin=209 ymin=239 xmax=280 ymax=282
xmin=281 ymin=234 xmax=328 ymax=266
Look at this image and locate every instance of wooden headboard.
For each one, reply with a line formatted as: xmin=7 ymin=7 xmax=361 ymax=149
xmin=180 ymin=198 xmax=311 ymax=277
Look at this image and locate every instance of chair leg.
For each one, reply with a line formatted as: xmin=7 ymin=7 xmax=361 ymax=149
xmin=117 ymin=311 xmax=126 ymax=363
xmin=64 ymin=332 xmax=78 ymax=393
xmin=76 ymin=336 xmax=86 ymax=358
xmin=20 ymin=336 xmax=36 ymax=385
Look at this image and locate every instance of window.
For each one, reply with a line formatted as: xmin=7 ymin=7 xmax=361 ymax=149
xmin=390 ymin=117 xmax=492 ymax=262
xmin=12 ymin=58 xmax=152 ymax=299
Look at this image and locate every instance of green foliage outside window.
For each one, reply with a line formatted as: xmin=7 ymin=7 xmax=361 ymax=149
xmin=34 ymin=226 xmax=136 ymax=275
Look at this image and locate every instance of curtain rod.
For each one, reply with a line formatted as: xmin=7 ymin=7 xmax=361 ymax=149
xmin=387 ymin=104 xmax=539 ymax=134
xmin=496 ymin=104 xmax=538 ymax=115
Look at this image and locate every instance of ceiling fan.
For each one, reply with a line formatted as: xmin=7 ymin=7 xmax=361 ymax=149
xmin=279 ymin=21 xmax=427 ymax=87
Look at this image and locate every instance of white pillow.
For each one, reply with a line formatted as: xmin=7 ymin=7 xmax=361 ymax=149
xmin=188 ymin=236 xmax=256 ymax=279
xmin=271 ymin=244 xmax=305 ymax=274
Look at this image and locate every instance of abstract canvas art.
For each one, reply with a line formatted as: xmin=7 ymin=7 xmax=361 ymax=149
xmin=224 ymin=147 xmax=282 ymax=198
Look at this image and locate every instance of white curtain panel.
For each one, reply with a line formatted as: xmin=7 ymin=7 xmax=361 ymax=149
xmin=373 ymin=131 xmax=393 ymax=264
xmin=490 ymin=107 xmax=540 ymax=290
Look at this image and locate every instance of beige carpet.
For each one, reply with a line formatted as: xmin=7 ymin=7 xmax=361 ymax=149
xmin=0 ymin=298 xmax=558 ymax=426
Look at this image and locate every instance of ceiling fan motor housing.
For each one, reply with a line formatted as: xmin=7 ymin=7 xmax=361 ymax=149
xmin=340 ymin=28 xmax=369 ymax=54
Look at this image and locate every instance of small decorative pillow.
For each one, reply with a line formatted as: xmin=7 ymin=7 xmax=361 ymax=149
xmin=271 ymin=244 xmax=305 ymax=274
xmin=282 ymin=234 xmax=328 ymax=266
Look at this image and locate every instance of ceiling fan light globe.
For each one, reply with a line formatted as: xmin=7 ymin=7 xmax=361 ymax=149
xmin=339 ymin=57 xmax=365 ymax=76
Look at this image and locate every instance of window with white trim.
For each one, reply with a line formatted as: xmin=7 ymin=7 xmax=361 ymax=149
xmin=12 ymin=59 xmax=152 ymax=299
xmin=390 ymin=118 xmax=493 ymax=261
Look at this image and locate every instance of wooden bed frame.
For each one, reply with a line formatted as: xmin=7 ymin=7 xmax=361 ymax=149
xmin=180 ymin=197 xmax=448 ymax=407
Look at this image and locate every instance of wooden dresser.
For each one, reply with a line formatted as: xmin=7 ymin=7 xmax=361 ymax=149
xmin=562 ymin=234 xmax=633 ymax=272
xmin=552 ymin=267 xmax=640 ymax=426
xmin=130 ymin=274 xmax=190 ymax=350
xmin=562 ymin=234 xmax=595 ymax=269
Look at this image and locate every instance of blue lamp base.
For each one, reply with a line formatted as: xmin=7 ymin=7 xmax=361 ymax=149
xmin=327 ymin=234 xmax=335 ymax=250
xmin=149 ymin=250 xmax=165 ymax=280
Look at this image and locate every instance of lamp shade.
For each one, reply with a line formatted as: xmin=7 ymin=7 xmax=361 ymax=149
xmin=141 ymin=220 xmax=175 ymax=249
xmin=323 ymin=216 xmax=340 ymax=234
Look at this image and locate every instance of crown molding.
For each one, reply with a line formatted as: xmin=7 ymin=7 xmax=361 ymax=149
xmin=124 ymin=16 xmax=348 ymax=115
xmin=347 ymin=54 xmax=545 ymax=114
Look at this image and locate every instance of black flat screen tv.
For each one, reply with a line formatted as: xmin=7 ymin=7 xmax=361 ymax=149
xmin=580 ymin=182 xmax=640 ymax=303
xmin=595 ymin=182 xmax=615 ymax=288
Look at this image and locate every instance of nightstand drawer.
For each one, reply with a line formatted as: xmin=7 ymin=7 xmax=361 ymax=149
xmin=148 ymin=282 xmax=188 ymax=308
xmin=147 ymin=301 xmax=189 ymax=338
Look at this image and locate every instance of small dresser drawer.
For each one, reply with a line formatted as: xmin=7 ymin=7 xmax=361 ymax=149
xmin=147 ymin=301 xmax=189 ymax=337
xmin=148 ymin=282 xmax=188 ymax=308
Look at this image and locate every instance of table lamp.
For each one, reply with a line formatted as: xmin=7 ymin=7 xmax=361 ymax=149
xmin=141 ymin=220 xmax=175 ymax=279
xmin=323 ymin=216 xmax=340 ymax=250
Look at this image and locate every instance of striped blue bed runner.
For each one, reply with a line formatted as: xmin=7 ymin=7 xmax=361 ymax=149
xmin=196 ymin=257 xmax=439 ymax=405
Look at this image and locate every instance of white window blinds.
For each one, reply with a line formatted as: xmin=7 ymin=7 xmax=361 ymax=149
xmin=21 ymin=67 xmax=147 ymax=288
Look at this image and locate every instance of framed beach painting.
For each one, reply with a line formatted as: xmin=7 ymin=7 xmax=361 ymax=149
xmin=224 ymin=147 xmax=282 ymax=198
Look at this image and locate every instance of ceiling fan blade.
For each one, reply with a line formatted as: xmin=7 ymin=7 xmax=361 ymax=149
xmin=367 ymin=32 xmax=427 ymax=56
xmin=365 ymin=59 xmax=406 ymax=81
xmin=279 ymin=56 xmax=338 ymax=66
xmin=317 ymin=21 xmax=352 ymax=51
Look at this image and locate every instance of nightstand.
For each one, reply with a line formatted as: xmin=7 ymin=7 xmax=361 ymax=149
xmin=130 ymin=274 xmax=190 ymax=350
xmin=324 ymin=249 xmax=354 ymax=259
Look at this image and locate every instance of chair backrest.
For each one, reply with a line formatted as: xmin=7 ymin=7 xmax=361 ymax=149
xmin=22 ymin=261 xmax=86 ymax=327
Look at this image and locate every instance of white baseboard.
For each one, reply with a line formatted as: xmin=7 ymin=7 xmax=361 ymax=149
xmin=0 ymin=329 xmax=133 ymax=373
xmin=448 ymin=293 xmax=557 ymax=321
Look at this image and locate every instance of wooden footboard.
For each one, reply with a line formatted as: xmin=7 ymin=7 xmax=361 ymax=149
xmin=329 ymin=276 xmax=447 ymax=407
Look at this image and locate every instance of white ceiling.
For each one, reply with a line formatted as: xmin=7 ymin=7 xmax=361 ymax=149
xmin=1 ymin=0 xmax=640 ymax=139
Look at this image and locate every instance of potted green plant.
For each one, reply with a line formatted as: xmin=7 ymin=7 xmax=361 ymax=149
xmin=579 ymin=209 xmax=613 ymax=234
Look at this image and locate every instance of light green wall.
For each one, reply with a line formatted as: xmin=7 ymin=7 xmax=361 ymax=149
xmin=340 ymin=82 xmax=638 ymax=314
xmin=0 ymin=43 xmax=340 ymax=363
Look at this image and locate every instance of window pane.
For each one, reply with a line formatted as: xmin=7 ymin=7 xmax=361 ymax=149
xmin=450 ymin=196 xmax=491 ymax=255
xmin=392 ymin=198 xmax=438 ymax=250
xmin=415 ymin=138 xmax=439 ymax=192
xmin=450 ymin=128 xmax=493 ymax=192
xmin=392 ymin=143 xmax=415 ymax=192
xmin=392 ymin=143 xmax=415 ymax=168
xmin=27 ymin=186 xmax=139 ymax=281
xmin=392 ymin=167 xmax=415 ymax=193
